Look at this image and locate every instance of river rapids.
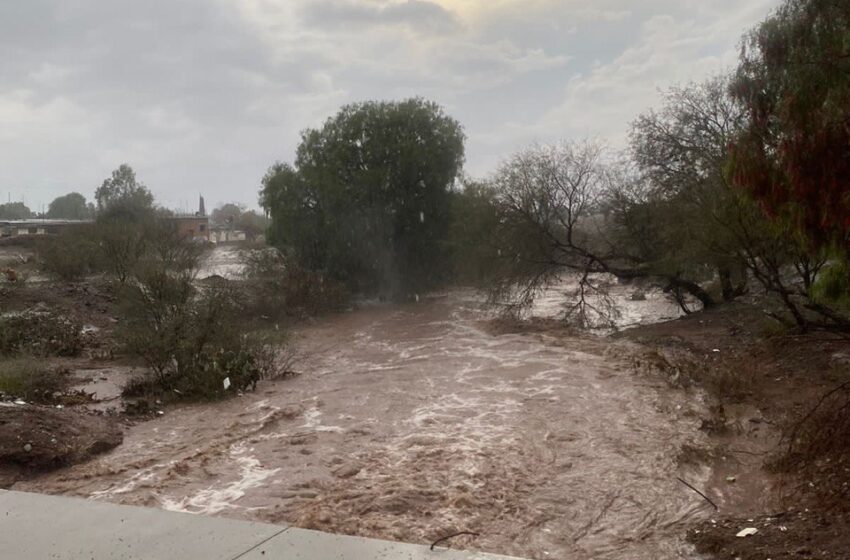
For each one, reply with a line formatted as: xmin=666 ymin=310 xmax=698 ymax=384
xmin=16 ymin=288 xmax=717 ymax=559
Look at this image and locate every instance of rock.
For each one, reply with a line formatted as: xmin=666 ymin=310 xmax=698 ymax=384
xmin=735 ymin=527 xmax=758 ymax=537
xmin=0 ymin=405 xmax=123 ymax=470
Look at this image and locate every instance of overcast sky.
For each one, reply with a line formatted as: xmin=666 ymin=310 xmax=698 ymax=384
xmin=1 ymin=0 xmax=780 ymax=213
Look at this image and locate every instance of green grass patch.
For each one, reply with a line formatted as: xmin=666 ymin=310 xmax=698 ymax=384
xmin=0 ymin=358 xmax=66 ymax=403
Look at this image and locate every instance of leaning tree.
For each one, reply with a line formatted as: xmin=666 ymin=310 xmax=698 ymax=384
xmin=484 ymin=141 xmax=719 ymax=327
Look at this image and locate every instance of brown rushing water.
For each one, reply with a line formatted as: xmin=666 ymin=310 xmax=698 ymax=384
xmin=17 ymin=291 xmax=716 ymax=559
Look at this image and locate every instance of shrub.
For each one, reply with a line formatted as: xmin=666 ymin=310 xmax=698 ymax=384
xmin=122 ymin=334 xmax=279 ymax=401
xmin=0 ymin=358 xmax=65 ymax=403
xmin=36 ymin=225 xmax=102 ymax=281
xmin=811 ymin=259 xmax=850 ymax=308
xmin=0 ymin=311 xmax=83 ymax=357
xmin=242 ymin=248 xmax=349 ymax=320
xmin=118 ymin=232 xmax=287 ymax=401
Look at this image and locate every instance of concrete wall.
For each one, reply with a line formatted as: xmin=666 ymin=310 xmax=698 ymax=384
xmin=0 ymin=220 xmax=91 ymax=237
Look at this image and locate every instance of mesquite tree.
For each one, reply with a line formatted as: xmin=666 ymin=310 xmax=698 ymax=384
xmin=485 ymin=141 xmax=715 ymax=327
xmin=630 ymin=76 xmax=749 ymax=302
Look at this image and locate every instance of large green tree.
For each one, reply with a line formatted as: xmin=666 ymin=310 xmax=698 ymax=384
xmin=211 ymin=203 xmax=245 ymax=226
xmin=261 ymin=98 xmax=465 ymax=297
xmin=95 ymin=164 xmax=154 ymax=219
xmin=0 ymin=202 xmax=33 ymax=220
xmin=730 ymin=0 xmax=850 ymax=253
xmin=47 ymin=192 xmax=94 ymax=220
xmin=94 ymin=165 xmax=157 ymax=283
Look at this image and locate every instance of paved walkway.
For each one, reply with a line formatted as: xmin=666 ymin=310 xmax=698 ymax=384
xmin=0 ymin=490 xmax=522 ymax=559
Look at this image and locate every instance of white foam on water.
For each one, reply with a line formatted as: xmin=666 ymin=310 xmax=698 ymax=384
xmin=159 ymin=443 xmax=280 ymax=515
xmin=300 ymin=403 xmax=344 ymax=433
xmin=90 ymin=463 xmax=173 ymax=499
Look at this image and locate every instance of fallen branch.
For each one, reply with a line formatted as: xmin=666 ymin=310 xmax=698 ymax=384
xmin=430 ymin=531 xmax=480 ymax=551
xmin=676 ymin=476 xmax=718 ymax=511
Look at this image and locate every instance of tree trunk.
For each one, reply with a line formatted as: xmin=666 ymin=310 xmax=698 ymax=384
xmin=668 ymin=277 xmax=716 ymax=309
xmin=719 ymin=267 xmax=735 ymax=302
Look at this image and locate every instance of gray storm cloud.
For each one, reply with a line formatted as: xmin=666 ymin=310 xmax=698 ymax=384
xmin=0 ymin=0 xmax=779 ymax=211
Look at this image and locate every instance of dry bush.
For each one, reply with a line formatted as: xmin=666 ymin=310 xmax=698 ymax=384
xmin=628 ymin=347 xmax=695 ymax=388
xmin=242 ymin=248 xmax=349 ymax=321
xmin=118 ymin=233 xmax=292 ymax=402
xmin=0 ymin=311 xmax=83 ymax=357
xmin=771 ymin=380 xmax=850 ymax=508
xmin=36 ymin=225 xmax=102 ymax=281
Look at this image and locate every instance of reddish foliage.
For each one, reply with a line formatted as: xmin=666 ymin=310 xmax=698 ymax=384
xmin=730 ymin=0 xmax=850 ymax=252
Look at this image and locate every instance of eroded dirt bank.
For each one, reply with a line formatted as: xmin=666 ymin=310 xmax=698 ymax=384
xmin=14 ymin=291 xmax=724 ymax=559
xmin=621 ymin=303 xmax=850 ymax=560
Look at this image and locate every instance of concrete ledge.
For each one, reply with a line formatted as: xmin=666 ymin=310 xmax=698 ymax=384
xmin=237 ymin=527 xmax=520 ymax=560
xmin=0 ymin=490 xmax=284 ymax=559
xmin=0 ymin=490 xmax=523 ymax=559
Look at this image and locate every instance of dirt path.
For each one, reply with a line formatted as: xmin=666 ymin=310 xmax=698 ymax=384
xmin=16 ymin=292 xmax=718 ymax=559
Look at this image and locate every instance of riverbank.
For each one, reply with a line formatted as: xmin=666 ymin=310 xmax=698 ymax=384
xmin=620 ymin=302 xmax=850 ymax=559
xmin=6 ymin=291 xmax=713 ymax=559
xmin=4 ymin=270 xmax=849 ymax=559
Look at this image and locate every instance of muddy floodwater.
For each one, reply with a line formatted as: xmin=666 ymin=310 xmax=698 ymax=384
xmin=17 ymin=290 xmax=717 ymax=560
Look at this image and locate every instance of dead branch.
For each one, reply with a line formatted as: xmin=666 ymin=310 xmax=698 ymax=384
xmin=430 ymin=531 xmax=480 ymax=551
xmin=676 ymin=476 xmax=718 ymax=511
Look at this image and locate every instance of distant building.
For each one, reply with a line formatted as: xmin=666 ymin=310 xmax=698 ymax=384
xmin=209 ymin=226 xmax=247 ymax=244
xmin=0 ymin=219 xmax=93 ymax=238
xmin=168 ymin=195 xmax=210 ymax=242
xmin=169 ymin=216 xmax=209 ymax=241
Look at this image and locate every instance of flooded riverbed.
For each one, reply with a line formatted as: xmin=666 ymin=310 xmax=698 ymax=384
xmin=17 ymin=291 xmax=715 ymax=559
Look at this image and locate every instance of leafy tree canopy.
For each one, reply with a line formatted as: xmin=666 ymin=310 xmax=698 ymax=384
xmin=211 ymin=203 xmax=245 ymax=226
xmin=730 ymin=0 xmax=850 ymax=252
xmin=211 ymin=203 xmax=270 ymax=240
xmin=0 ymin=202 xmax=34 ymax=220
xmin=47 ymin=192 xmax=94 ymax=220
xmin=261 ymin=98 xmax=465 ymax=297
xmin=95 ymin=164 xmax=154 ymax=220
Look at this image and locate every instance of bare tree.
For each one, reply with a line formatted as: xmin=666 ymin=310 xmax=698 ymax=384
xmin=630 ymin=75 xmax=749 ymax=302
xmin=486 ymin=141 xmax=713 ymax=327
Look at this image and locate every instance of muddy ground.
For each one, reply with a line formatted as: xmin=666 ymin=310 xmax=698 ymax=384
xmin=620 ymin=302 xmax=850 ymax=559
xmin=0 ymin=258 xmax=139 ymax=485
xmin=2 ymin=261 xmax=850 ymax=558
